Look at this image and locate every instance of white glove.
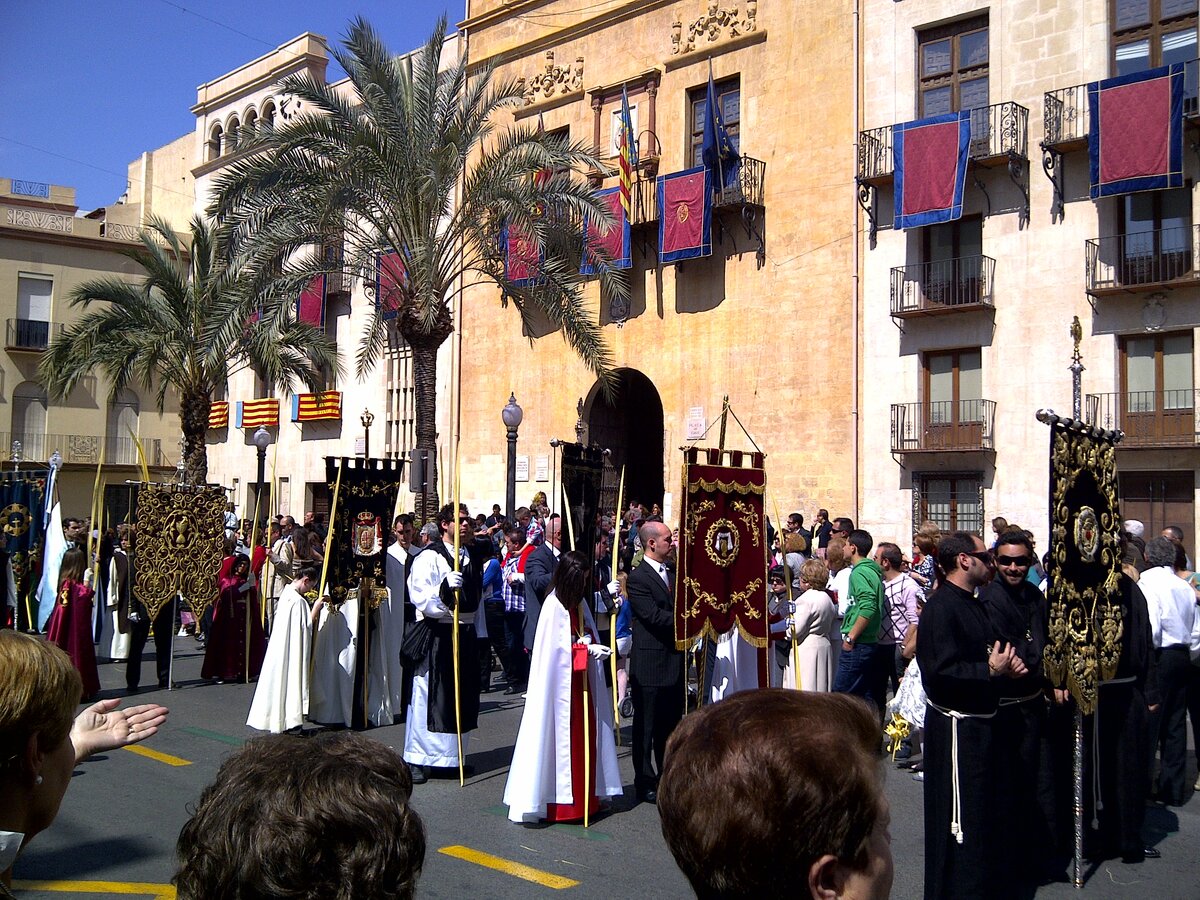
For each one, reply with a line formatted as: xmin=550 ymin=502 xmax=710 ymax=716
xmin=579 ymin=633 xmax=593 ymax=645
xmin=510 ymin=571 xmax=525 ymax=585
xmin=444 ymin=571 xmax=464 ymax=590
xmin=83 ymin=569 xmax=94 ymax=588
xmin=586 ymin=643 xmax=612 ymax=660
xmin=606 ymin=580 xmax=620 ymax=598
xmin=246 ymin=572 xmax=258 ymax=589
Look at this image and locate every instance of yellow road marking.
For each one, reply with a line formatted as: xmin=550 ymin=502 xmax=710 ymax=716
xmin=12 ymin=880 xmax=175 ymax=898
xmin=122 ymin=744 xmax=192 ymax=767
xmin=438 ymin=845 xmax=580 ymax=889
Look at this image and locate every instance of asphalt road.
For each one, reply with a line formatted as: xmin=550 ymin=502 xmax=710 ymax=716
xmin=11 ymin=640 xmax=1200 ymax=899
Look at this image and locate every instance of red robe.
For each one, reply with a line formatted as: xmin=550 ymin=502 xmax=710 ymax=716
xmin=46 ymin=581 xmax=100 ymax=698
xmin=201 ymin=574 xmax=267 ymax=682
xmin=546 ymin=607 xmax=601 ymax=823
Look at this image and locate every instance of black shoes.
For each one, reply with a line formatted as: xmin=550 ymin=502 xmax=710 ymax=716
xmin=410 ymin=765 xmax=428 ymax=784
xmin=504 ymin=683 xmax=526 ymax=695
xmin=1121 ymin=846 xmax=1161 ymax=863
xmin=638 ymin=789 xmax=657 ymax=804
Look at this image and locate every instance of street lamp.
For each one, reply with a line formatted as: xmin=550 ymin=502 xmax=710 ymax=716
xmin=361 ymin=409 xmax=375 ymax=460
xmin=252 ymin=426 xmax=272 ymax=528
xmin=501 ymin=392 xmax=523 ymax=520
xmin=11 ymin=440 xmax=22 ymax=473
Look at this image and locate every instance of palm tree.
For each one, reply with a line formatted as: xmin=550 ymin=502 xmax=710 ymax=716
xmin=210 ymin=16 xmax=627 ymax=516
xmin=39 ymin=216 xmax=339 ymax=485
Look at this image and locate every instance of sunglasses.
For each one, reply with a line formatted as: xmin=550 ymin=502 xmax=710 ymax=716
xmin=964 ymin=550 xmax=993 ymax=563
xmin=996 ymin=554 xmax=1031 ymax=567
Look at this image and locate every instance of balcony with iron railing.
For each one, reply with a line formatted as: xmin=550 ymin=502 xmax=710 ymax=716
xmin=1086 ymin=390 xmax=1200 ymax=447
xmin=1085 ymin=224 xmax=1199 ymax=295
xmin=890 ymin=255 xmax=996 ymax=318
xmin=857 ymin=102 xmax=1030 ymax=184
xmin=626 ymin=156 xmax=766 ymax=227
xmin=890 ymin=400 xmax=997 ymax=453
xmin=6 ymin=319 xmax=62 ymax=352
xmin=1043 ymin=58 xmax=1200 ymax=151
xmin=0 ymin=433 xmax=166 ymax=467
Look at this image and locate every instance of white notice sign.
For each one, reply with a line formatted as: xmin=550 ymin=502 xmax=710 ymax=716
xmin=516 ymin=455 xmax=530 ymax=482
xmin=535 ymin=454 xmax=550 ymax=482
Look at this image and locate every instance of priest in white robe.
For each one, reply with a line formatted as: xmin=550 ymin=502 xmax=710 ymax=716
xmin=247 ymin=566 xmax=322 ymax=733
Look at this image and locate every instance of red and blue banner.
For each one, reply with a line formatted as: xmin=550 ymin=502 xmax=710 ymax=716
xmin=236 ymin=399 xmax=279 ymax=429
xmin=291 ymin=390 xmax=342 ymax=423
xmin=296 ymin=274 xmax=326 ymax=327
xmin=581 ymin=187 xmax=631 ymax=275
xmin=657 ymin=166 xmax=712 ymax=263
xmin=1088 ymin=63 xmax=1184 ymax=199
xmin=892 ymin=111 xmax=971 ymax=230
xmin=376 ymin=251 xmax=405 ymax=322
xmin=503 ymin=223 xmax=542 ymax=287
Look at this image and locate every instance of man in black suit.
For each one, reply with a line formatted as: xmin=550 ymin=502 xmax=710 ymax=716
xmin=626 ymin=520 xmax=684 ymax=803
xmin=386 ymin=514 xmax=415 ymax=722
xmin=522 ymin=515 xmax=561 ymax=654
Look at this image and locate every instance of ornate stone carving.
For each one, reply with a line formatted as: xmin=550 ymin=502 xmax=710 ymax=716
xmin=671 ymin=0 xmax=758 ymax=55
xmin=517 ymin=51 xmax=585 ymax=106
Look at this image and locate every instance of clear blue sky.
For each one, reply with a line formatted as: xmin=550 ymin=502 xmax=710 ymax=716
xmin=1 ymin=0 xmax=461 ymax=212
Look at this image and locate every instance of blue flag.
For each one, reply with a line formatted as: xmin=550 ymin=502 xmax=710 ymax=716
xmin=701 ymin=68 xmax=740 ymax=189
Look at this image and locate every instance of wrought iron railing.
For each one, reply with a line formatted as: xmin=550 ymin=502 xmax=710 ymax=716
xmin=5 ymin=319 xmax=61 ymax=351
xmin=0 ymin=433 xmax=166 ymax=467
xmin=1085 ymin=224 xmax=1199 ymax=294
xmin=890 ymin=255 xmax=996 ymax=316
xmin=1044 ymin=58 xmax=1200 ymax=148
xmin=632 ymin=176 xmax=658 ymax=227
xmin=1086 ymin=390 xmax=1200 ymax=447
xmin=890 ymin=400 xmax=997 ymax=452
xmin=714 ymin=156 xmax=766 ymax=208
xmin=857 ymin=102 xmax=1029 ymax=181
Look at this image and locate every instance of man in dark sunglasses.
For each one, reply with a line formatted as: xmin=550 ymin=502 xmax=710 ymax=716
xmin=978 ymin=531 xmax=1056 ymax=887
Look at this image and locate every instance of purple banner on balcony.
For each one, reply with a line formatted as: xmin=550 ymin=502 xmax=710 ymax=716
xmin=503 ymin=222 xmax=543 ymax=288
xmin=892 ymin=111 xmax=971 ymax=230
xmin=657 ymin=166 xmax=712 ymax=263
xmin=1088 ymin=63 xmax=1184 ymax=199
xmin=296 ymin=274 xmax=326 ymax=327
xmin=581 ymin=187 xmax=631 ymax=275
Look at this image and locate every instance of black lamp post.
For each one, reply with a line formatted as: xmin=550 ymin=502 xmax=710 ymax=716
xmin=361 ymin=409 xmax=374 ymax=459
xmin=252 ymin=426 xmax=272 ymax=525
xmin=501 ymin=392 xmax=523 ymax=520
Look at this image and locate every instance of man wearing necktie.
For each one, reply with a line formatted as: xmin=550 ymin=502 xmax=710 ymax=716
xmin=626 ymin=520 xmax=684 ymax=804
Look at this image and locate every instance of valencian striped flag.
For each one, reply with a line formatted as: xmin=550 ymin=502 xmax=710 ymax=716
xmin=291 ymin=390 xmax=342 ymax=423
xmin=208 ymin=401 xmax=229 ymax=429
xmin=618 ymin=86 xmax=638 ymax=220
xmin=236 ymin=399 xmax=279 ymax=428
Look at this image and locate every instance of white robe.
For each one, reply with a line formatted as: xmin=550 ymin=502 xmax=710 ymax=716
xmin=368 ymin=568 xmax=406 ymax=726
xmin=247 ymin=584 xmax=311 ymax=732
xmin=403 ymin=545 xmax=474 ymax=768
xmin=310 ymin=595 xmax=358 ymax=726
xmin=503 ymin=594 xmax=621 ymax=823
xmin=107 ymin=554 xmax=129 ymax=661
xmin=709 ymin=626 xmax=762 ymax=702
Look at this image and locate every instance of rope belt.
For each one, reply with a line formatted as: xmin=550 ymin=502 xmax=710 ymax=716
xmin=927 ymin=700 xmax=997 ymax=844
xmin=1091 ymin=674 xmax=1137 ymax=827
xmin=998 ymin=689 xmax=1044 ymax=707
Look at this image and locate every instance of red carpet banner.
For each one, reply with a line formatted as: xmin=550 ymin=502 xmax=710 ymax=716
xmin=892 ymin=111 xmax=971 ymax=230
xmin=296 ymin=274 xmax=326 ymax=327
xmin=133 ymin=485 xmax=225 ymax=622
xmin=291 ymin=390 xmax=342 ymax=423
xmin=676 ymin=447 xmax=767 ymax=649
xmin=658 ymin=166 xmax=712 ymax=263
xmin=1088 ymin=63 xmax=1184 ymax=199
xmin=581 ymin=187 xmax=631 ymax=275
xmin=1042 ymin=415 xmax=1123 ymax=716
xmin=324 ymin=457 xmax=403 ymax=608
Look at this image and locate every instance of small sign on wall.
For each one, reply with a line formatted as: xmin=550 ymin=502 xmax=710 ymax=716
xmin=535 ymin=454 xmax=550 ymax=482
xmin=516 ymin=455 xmax=530 ymax=482
xmin=686 ymin=406 xmax=706 ymax=440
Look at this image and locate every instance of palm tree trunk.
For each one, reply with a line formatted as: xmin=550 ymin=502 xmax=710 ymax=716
xmin=411 ymin=341 xmax=440 ymax=522
xmin=180 ymin=391 xmax=211 ymax=486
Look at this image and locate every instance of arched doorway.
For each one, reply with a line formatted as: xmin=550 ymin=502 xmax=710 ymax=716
xmin=585 ymin=368 xmax=664 ymax=512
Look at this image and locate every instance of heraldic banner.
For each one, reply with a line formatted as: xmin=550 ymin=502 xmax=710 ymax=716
xmin=676 ymin=447 xmax=767 ymax=649
xmin=324 ymin=457 xmax=403 ymax=608
xmin=0 ymin=472 xmax=46 ymax=629
xmin=133 ymin=485 xmax=226 ymax=622
xmin=1042 ymin=414 xmax=1123 ymax=716
xmin=560 ymin=443 xmax=605 ymax=570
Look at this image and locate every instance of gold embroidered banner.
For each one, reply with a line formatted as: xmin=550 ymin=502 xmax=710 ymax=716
xmin=676 ymin=447 xmax=768 ymax=649
xmin=1043 ymin=417 xmax=1123 ymax=716
xmin=133 ymin=485 xmax=225 ymax=622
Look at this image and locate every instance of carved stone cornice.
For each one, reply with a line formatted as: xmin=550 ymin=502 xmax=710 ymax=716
xmin=517 ymin=50 xmax=584 ymax=106
xmin=671 ymin=0 xmax=759 ymax=56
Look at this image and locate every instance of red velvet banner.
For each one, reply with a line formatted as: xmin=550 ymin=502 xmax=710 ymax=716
xmin=377 ymin=251 xmax=405 ymax=320
xmin=675 ymin=455 xmax=768 ymax=648
xmin=297 ymin=274 xmax=325 ymax=327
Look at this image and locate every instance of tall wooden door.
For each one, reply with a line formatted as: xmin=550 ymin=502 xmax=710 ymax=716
xmin=1119 ymin=470 xmax=1195 ymax=562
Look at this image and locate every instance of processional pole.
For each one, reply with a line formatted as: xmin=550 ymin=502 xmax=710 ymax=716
xmin=1069 ymin=316 xmax=1085 ymax=890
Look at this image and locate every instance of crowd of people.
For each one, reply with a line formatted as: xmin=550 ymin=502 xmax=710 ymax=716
xmin=7 ymin=490 xmax=1200 ymax=898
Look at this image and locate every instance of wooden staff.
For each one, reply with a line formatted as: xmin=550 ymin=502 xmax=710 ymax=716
xmin=561 ymin=484 xmax=576 ymax=550
xmin=610 ymin=466 xmax=624 ymax=738
xmin=582 ymin=617 xmax=592 ymax=828
xmin=452 ymin=459 xmax=464 ymax=786
xmin=772 ymin=498 xmax=801 ymax=690
xmin=310 ymin=462 xmax=343 ymax=685
xmin=87 ymin=444 xmax=105 ymax=589
xmin=246 ymin=486 xmax=263 ymax=682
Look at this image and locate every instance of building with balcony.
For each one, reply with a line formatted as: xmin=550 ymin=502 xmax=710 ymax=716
xmin=859 ymin=0 xmax=1200 ymax=560
xmin=452 ymin=0 xmax=857 ymax=517
xmin=0 ymin=178 xmax=180 ymax=514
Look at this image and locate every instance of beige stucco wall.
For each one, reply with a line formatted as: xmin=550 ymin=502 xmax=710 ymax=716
xmin=453 ymin=0 xmax=860 ymax=519
xmin=858 ymin=0 xmax=1200 ymax=552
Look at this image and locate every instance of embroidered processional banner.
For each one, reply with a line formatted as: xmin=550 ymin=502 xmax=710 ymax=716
xmin=676 ymin=447 xmax=767 ymax=649
xmin=324 ymin=457 xmax=403 ymax=609
xmin=133 ymin=484 xmax=225 ymax=622
xmin=0 ymin=471 xmax=47 ymax=630
xmin=560 ymin=443 xmax=605 ymax=570
xmin=1042 ymin=415 xmax=1123 ymax=716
